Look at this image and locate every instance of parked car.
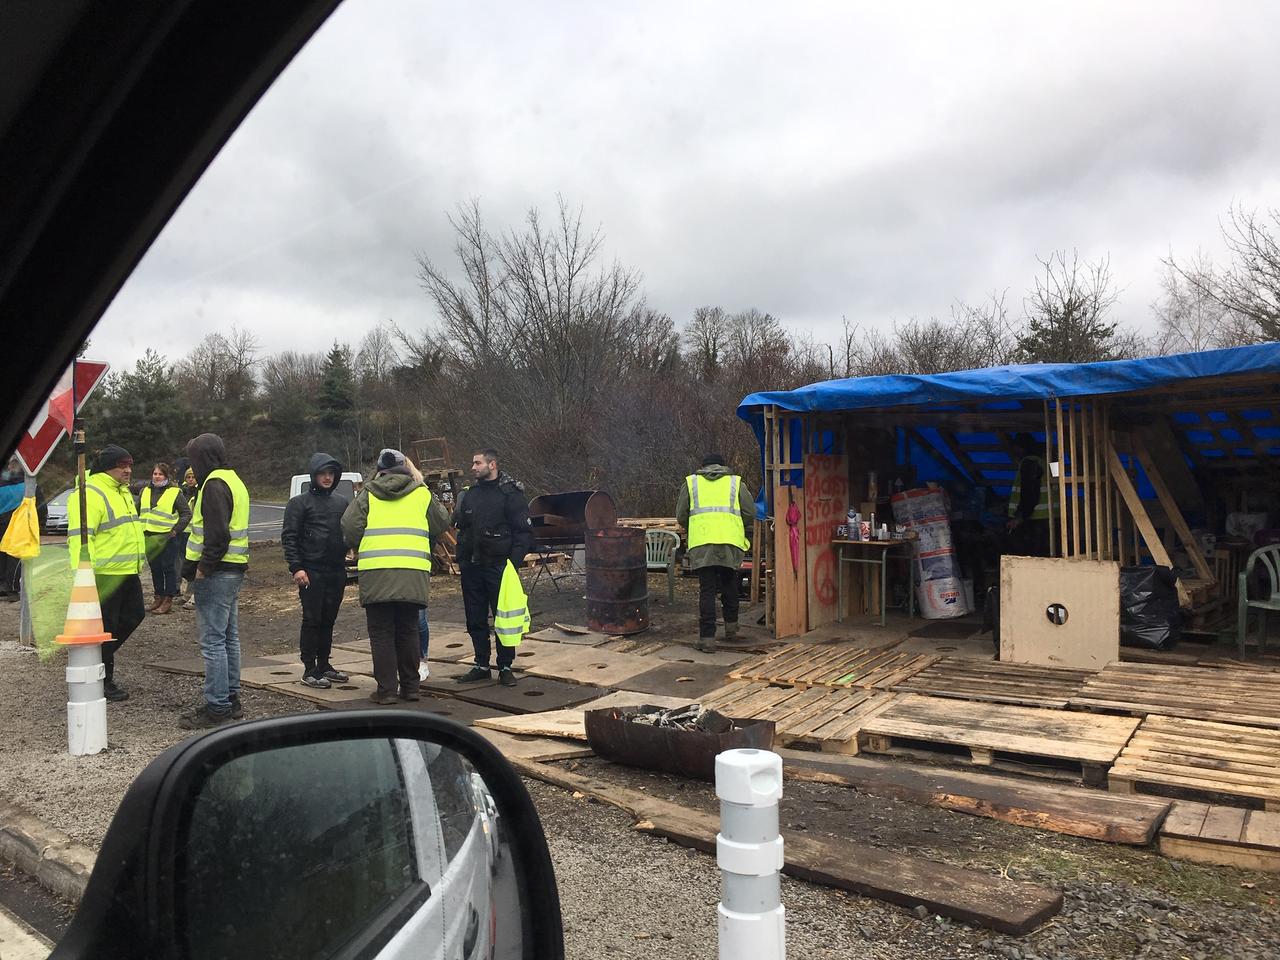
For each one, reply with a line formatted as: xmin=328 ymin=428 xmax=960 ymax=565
xmin=289 ymin=470 xmax=364 ymax=501
xmin=41 ymin=487 xmax=71 ymax=535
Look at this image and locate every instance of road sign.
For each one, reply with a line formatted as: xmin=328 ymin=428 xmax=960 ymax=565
xmin=14 ymin=360 xmax=109 ymax=474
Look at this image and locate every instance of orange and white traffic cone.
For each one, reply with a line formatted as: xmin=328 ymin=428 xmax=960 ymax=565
xmin=55 ymin=561 xmax=113 ymax=755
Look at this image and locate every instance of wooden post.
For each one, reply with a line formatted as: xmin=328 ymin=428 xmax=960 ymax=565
xmin=1043 ymin=400 xmax=1056 ymax=558
xmin=1108 ymin=442 xmax=1191 ymax=607
xmin=1055 ymin=399 xmax=1069 ymax=558
xmin=1132 ymin=436 xmax=1216 ymax=586
xmin=1081 ymin=403 xmax=1094 ymax=560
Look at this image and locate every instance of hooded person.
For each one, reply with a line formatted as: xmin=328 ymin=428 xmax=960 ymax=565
xmin=66 ymin=444 xmax=147 ymax=700
xmin=676 ymin=453 xmax=755 ymax=652
xmin=342 ymin=448 xmax=451 ymax=704
xmin=179 ymin=433 xmax=251 ymax=729
xmin=171 ymin=456 xmax=197 ymax=604
xmin=281 ymin=452 xmax=351 ymax=687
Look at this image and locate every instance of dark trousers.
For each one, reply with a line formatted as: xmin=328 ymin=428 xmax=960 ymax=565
xmin=1009 ymin=519 xmax=1051 ymax=558
xmin=146 ymin=534 xmax=180 ymax=597
xmin=174 ymin=533 xmax=190 ymax=589
xmin=461 ymin=562 xmax=513 ymax=670
xmin=299 ymin=568 xmax=346 ymax=675
xmin=365 ymin=601 xmax=420 ymax=698
xmin=98 ymin=574 xmax=145 ymax=682
xmin=697 ymin=565 xmax=739 ymax=639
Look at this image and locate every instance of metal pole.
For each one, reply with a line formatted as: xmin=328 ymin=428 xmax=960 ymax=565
xmin=19 ymin=470 xmax=36 ymax=646
xmin=716 ymin=749 xmax=785 ymax=960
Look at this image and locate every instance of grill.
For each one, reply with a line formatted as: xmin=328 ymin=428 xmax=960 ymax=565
xmin=527 ymin=490 xmax=618 ymax=546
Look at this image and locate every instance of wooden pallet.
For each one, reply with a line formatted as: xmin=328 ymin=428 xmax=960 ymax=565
xmin=1109 ymin=715 xmax=1280 ymax=811
xmin=859 ymin=694 xmax=1141 ymax=786
xmin=699 ymin=681 xmax=898 ymax=753
xmin=728 ymin=641 xmax=936 ymax=690
xmin=1158 ymin=801 xmax=1280 ymax=871
xmin=1069 ymin=662 xmax=1280 ymax=728
xmin=891 ymin=658 xmax=1093 ymax=709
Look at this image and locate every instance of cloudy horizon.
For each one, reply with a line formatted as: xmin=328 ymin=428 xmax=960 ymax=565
xmin=88 ymin=0 xmax=1280 ymax=374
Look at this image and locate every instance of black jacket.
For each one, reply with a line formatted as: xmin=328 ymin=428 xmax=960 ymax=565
xmin=181 ymin=433 xmax=245 ymax=578
xmin=282 ymin=453 xmax=349 ymax=573
xmin=452 ymin=472 xmax=532 ymax=568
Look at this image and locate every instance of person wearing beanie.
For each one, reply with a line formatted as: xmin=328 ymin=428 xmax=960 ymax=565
xmin=676 ymin=453 xmax=755 ymax=652
xmin=452 ymin=447 xmax=532 ymax=687
xmin=179 ymin=433 xmax=251 ymax=729
xmin=281 ymin=452 xmax=351 ymax=688
xmin=342 ymin=449 xmax=450 ymax=704
xmin=66 ymin=444 xmax=147 ymax=701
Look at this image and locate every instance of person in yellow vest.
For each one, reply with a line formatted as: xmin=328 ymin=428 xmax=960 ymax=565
xmin=342 ymin=449 xmax=450 ymax=705
xmin=676 ymin=453 xmax=755 ymax=653
xmin=67 ymin=444 xmax=147 ymax=701
xmin=1006 ymin=433 xmax=1053 ymax=558
xmin=139 ymin=461 xmax=191 ymax=615
xmin=179 ymin=433 xmax=251 ymax=729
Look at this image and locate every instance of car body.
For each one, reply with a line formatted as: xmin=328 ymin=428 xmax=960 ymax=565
xmin=41 ymin=487 xmax=71 ymax=535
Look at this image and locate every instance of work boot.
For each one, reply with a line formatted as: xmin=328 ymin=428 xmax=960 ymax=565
xmin=696 ymin=636 xmax=716 ymax=653
xmin=156 ymin=597 xmax=173 ymax=615
xmin=498 ymin=667 xmax=517 ymax=688
xmin=456 ymin=665 xmax=492 ymax=683
xmin=229 ymin=694 xmax=244 ymax=719
xmin=178 ymin=704 xmax=231 ymax=730
xmin=147 ymin=597 xmax=164 ymax=613
xmin=369 ymin=691 xmax=398 ymax=705
xmin=723 ymin=622 xmax=740 ymax=642
xmin=103 ymin=680 xmax=129 ymax=702
xmin=398 ymin=688 xmax=421 ymax=702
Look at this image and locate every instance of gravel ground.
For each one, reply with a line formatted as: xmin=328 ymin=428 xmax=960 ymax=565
xmin=2 ymin=545 xmax=1278 ymax=959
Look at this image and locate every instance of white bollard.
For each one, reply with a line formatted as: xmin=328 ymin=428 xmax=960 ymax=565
xmin=715 ymin=748 xmax=785 ymax=960
xmin=65 ymin=643 xmax=107 ymax=756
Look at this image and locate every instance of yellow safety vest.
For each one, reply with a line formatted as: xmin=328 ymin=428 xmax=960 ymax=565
xmin=1008 ymin=455 xmax=1053 ymax=522
xmin=495 ymin=560 xmax=529 ymax=647
xmin=186 ymin=468 xmax=250 ymax=564
xmin=67 ymin=473 xmax=146 ymax=575
xmin=686 ymin=474 xmax=749 ymax=550
xmin=358 ymin=486 xmax=433 ymax=571
xmin=139 ymin=485 xmax=180 ymax=534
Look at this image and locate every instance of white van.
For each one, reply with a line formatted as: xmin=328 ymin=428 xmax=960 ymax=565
xmin=289 ymin=471 xmax=364 ymax=501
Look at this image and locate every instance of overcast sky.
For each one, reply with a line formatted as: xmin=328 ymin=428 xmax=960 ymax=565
xmin=91 ymin=0 xmax=1280 ymax=373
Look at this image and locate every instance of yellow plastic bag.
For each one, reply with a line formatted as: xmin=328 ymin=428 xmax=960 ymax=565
xmin=0 ymin=497 xmax=41 ymax=559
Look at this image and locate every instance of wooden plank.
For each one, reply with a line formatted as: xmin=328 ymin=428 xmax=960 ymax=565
xmin=508 ymin=757 xmax=1063 ymax=934
xmin=1000 ymin=556 xmax=1120 ymax=670
xmin=1043 ymin=400 xmax=1057 ymax=557
xmin=1159 ymin=836 xmax=1280 ymax=871
xmin=773 ymin=473 xmax=806 ymax=639
xmin=1243 ymin=810 xmax=1280 ymax=848
xmin=472 ymin=728 xmax=595 ymax=762
xmin=1199 ymin=805 xmax=1248 ymax=843
xmin=781 ymin=749 xmax=1170 ymax=844
xmin=1160 ymin=801 xmax=1210 ymax=838
xmin=1132 ymin=436 xmax=1215 ymax=584
xmin=1055 ymin=399 xmax=1069 ymax=556
xmin=804 ymin=452 xmax=848 ymax=631
xmin=1108 ymin=443 xmax=1190 ymax=607
xmin=893 ymin=658 xmax=1092 ymax=709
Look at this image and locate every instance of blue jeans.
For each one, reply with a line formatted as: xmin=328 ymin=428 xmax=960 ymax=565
xmin=195 ymin=570 xmax=245 ymax=713
xmin=418 ymin=607 xmax=430 ymax=658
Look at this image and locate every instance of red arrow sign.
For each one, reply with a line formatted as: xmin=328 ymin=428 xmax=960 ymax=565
xmin=15 ymin=360 xmax=110 ymax=474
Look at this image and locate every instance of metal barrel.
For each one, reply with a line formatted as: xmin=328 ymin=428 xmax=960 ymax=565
xmin=585 ymin=526 xmax=650 ymax=634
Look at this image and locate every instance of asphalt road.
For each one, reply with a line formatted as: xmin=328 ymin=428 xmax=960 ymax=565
xmin=248 ymin=502 xmax=285 ymax=540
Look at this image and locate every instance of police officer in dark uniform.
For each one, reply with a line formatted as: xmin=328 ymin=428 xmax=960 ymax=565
xmin=453 ymin=448 xmax=532 ymax=687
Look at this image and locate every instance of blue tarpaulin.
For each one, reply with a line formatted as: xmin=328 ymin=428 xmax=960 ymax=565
xmin=738 ymin=343 xmax=1280 ymax=418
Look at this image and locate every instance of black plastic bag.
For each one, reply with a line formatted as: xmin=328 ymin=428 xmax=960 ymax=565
xmin=1120 ymin=565 xmax=1181 ymax=650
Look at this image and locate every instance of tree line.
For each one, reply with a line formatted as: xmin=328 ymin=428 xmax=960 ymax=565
xmin=55 ymin=199 xmax=1280 ymax=515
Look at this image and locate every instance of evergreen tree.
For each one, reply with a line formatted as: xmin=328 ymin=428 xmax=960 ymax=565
xmin=318 ymin=343 xmax=355 ymax=430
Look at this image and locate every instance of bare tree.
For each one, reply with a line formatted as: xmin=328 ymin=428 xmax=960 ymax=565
xmin=1152 ymin=255 xmax=1257 ymax=354
xmin=174 ymin=326 xmax=260 ymax=412
xmin=1168 ymin=204 xmax=1280 ymax=341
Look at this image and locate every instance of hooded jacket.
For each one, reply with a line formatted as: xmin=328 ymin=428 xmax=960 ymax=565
xmin=181 ymin=433 xmax=247 ymax=578
xmin=452 ymin=471 xmax=532 ymax=568
xmin=281 ymin=453 xmax=349 ymax=573
xmin=675 ymin=464 xmax=755 ymax=570
xmin=341 ymin=468 xmax=451 ymax=606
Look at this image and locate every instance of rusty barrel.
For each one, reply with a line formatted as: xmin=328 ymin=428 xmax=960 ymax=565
xmin=585 ymin=527 xmax=649 ymax=634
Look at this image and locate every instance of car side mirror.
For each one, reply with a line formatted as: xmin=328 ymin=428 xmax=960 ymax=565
xmin=50 ymin=711 xmax=564 ymax=960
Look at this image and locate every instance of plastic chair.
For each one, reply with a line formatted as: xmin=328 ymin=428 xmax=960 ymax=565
xmin=645 ymin=529 xmax=680 ymax=604
xmin=1237 ymin=544 xmax=1280 ymax=658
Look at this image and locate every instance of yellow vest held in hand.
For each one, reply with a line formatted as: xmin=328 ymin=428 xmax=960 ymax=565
xmin=495 ymin=560 xmax=529 ymax=647
xmin=686 ymin=474 xmax=749 ymax=550
xmin=186 ymin=468 xmax=250 ymax=565
xmin=139 ymin=485 xmax=180 ymax=534
xmin=358 ymin=486 xmax=433 ymax=571
xmin=67 ymin=473 xmax=146 ymax=575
